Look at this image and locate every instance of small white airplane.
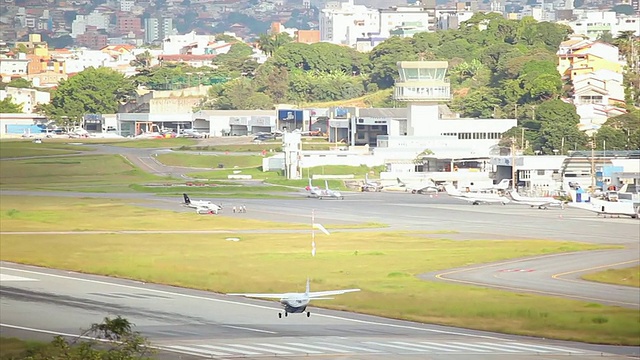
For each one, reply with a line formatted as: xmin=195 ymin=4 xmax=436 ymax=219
xmin=444 ymin=184 xmax=510 ymax=205
xmin=569 ymin=198 xmax=639 ymax=219
xmin=181 ymin=129 xmax=205 ymax=138
xmin=465 ymin=179 xmax=510 ymax=193
xmin=508 ymin=191 xmax=566 ymax=210
xmin=396 ymin=177 xmax=439 ymax=194
xmin=361 ymin=173 xmax=383 ymax=192
xmin=182 ymin=193 xmax=222 ymax=214
xmin=228 ymin=278 xmax=360 ymax=318
xmin=306 ymin=179 xmax=344 ymax=200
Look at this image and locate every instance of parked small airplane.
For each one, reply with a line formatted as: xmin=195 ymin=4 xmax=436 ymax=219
xmin=569 ymin=198 xmax=639 ymax=219
xmin=508 ymin=191 xmax=565 ymax=210
xmin=444 ymin=184 xmax=510 ymax=205
xmin=396 ymin=177 xmax=439 ymax=194
xmin=182 ymin=193 xmax=222 ymax=214
xmin=361 ymin=173 xmax=383 ymax=192
xmin=306 ymin=179 xmax=344 ymax=200
xmin=465 ymin=179 xmax=511 ymax=193
xmin=181 ymin=129 xmax=205 ymax=138
xmin=228 ymin=278 xmax=360 ymax=318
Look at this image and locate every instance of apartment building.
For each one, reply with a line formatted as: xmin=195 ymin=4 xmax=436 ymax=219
xmin=378 ymin=1 xmax=437 ymax=37
xmin=320 ymin=0 xmax=380 ymax=46
xmin=0 ymin=53 xmax=30 ymax=82
xmin=144 ymin=17 xmax=174 ymax=44
xmin=563 ymin=11 xmax=640 ymax=39
xmin=557 ymin=37 xmax=623 ymax=81
xmin=0 ymin=87 xmax=50 ymax=113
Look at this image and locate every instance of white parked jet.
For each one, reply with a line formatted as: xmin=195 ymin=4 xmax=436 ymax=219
xmin=465 ymin=179 xmax=511 ymax=193
xmin=508 ymin=191 xmax=565 ymax=210
xmin=182 ymin=193 xmax=222 ymax=214
xmin=396 ymin=177 xmax=439 ymax=194
xmin=444 ymin=184 xmax=510 ymax=205
xmin=361 ymin=173 xmax=383 ymax=192
xmin=306 ymin=179 xmax=344 ymax=200
xmin=569 ymin=198 xmax=639 ymax=219
xmin=228 ymin=279 xmax=360 ymax=318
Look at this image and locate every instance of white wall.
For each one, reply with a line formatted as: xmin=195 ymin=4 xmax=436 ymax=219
xmin=0 ymin=87 xmax=51 ymax=113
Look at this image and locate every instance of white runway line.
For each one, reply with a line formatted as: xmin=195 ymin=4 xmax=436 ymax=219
xmin=0 ymin=274 xmax=38 ymax=282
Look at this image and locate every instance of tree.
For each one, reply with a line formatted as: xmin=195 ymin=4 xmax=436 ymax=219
xmin=452 ymin=88 xmax=501 ymax=118
xmin=130 ymin=50 xmax=153 ymax=71
xmin=594 ymin=125 xmax=628 ymax=150
xmin=6 ymin=78 xmax=33 ymax=89
xmin=14 ymin=316 xmax=155 ymax=360
xmin=368 ymin=36 xmax=417 ymax=89
xmin=256 ymin=32 xmax=292 ymax=57
xmin=596 ymin=31 xmax=614 ymax=44
xmin=39 ymin=67 xmax=135 ymax=130
xmin=0 ymin=96 xmax=24 ymax=113
xmin=611 ymin=4 xmax=635 ymax=15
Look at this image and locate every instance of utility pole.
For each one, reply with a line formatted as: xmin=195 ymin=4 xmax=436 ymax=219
xmin=590 ymin=138 xmax=596 ymax=192
xmin=511 ymin=137 xmax=517 ymax=190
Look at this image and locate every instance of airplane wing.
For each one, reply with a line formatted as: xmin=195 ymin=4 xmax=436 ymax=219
xmin=308 ymin=289 xmax=360 ymax=298
xmin=226 ymin=293 xmax=287 ymax=299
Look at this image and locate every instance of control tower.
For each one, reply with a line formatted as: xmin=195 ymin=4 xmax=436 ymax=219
xmin=393 ymin=61 xmax=451 ymax=136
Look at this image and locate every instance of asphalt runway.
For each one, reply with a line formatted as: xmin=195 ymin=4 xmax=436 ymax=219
xmin=2 ymin=144 xmax=640 ymax=358
xmin=1 ymin=263 xmax=638 ymax=359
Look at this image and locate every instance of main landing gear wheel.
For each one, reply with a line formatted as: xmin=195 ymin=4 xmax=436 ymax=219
xmin=306 ymin=312 xmax=311 ymax=317
xmin=278 ymin=313 xmax=282 ymax=318
xmin=285 ymin=312 xmax=288 ymax=317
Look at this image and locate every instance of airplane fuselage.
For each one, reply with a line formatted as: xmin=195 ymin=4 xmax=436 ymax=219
xmin=281 ymin=297 xmax=310 ymax=313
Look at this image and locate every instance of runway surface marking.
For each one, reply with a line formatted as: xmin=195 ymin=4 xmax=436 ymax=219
xmin=551 ymin=259 xmax=640 ymax=284
xmin=0 ymin=274 xmax=38 ymax=282
xmin=434 ymin=253 xmax=640 ymax=307
xmin=160 ymin=338 xmax=593 ymax=357
xmin=0 ymin=265 xmax=504 ymax=340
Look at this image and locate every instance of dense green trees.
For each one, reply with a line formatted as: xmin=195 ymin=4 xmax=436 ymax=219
xmin=38 ymin=67 xmax=135 ymax=130
xmin=0 ymin=97 xmax=23 ymax=113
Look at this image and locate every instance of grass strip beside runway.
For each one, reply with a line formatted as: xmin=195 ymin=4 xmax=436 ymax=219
xmin=0 ymin=140 xmax=96 ymax=159
xmin=1 ymin=232 xmax=636 ymax=345
xmin=0 ymin=196 xmax=386 ymax=231
xmin=154 ymin=153 xmax=264 ymax=169
xmin=0 ymin=155 xmax=166 ymax=192
xmin=582 ymin=265 xmax=640 ymax=288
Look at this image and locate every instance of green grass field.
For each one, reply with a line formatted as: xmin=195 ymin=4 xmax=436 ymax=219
xmin=177 ymin=141 xmax=337 ymax=152
xmin=1 ymin=232 xmax=634 ymax=345
xmin=0 ymin=155 xmax=167 ymax=192
xmin=0 ymin=195 xmax=384 ymax=231
xmin=582 ymin=266 xmax=640 ymax=288
xmin=0 ymin=140 xmax=95 ymax=158
xmin=0 ymin=337 xmax=46 ymax=358
xmin=155 ymin=153 xmax=265 ymax=169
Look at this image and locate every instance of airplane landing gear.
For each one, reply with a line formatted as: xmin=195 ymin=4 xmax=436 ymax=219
xmin=278 ymin=313 xmax=282 ymax=318
xmin=285 ymin=312 xmax=288 ymax=317
xmin=306 ymin=312 xmax=310 ymax=317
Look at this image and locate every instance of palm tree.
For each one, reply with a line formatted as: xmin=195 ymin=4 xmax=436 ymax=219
xmin=256 ymin=34 xmax=275 ymax=57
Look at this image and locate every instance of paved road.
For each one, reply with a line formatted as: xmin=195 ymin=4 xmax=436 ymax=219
xmin=1 ymin=263 xmax=637 ymax=360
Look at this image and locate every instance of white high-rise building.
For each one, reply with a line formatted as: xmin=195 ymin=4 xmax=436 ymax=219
xmin=319 ymin=0 xmax=380 ymax=46
xmin=86 ymin=10 xmax=109 ymax=30
xmin=71 ymin=15 xmax=87 ymax=38
xmin=120 ymin=0 xmax=135 ymax=12
xmin=378 ymin=2 xmax=436 ymax=37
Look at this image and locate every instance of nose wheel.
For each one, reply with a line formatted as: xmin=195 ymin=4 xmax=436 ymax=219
xmin=306 ymin=312 xmax=310 ymax=317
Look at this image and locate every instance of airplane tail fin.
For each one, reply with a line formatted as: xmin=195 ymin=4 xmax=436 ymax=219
xmin=325 ymin=180 xmax=329 ymax=190
xmin=365 ymin=173 xmax=369 ymax=183
xmin=183 ymin=193 xmax=190 ymax=204
xmin=305 ymin=278 xmax=310 ymax=296
xmin=444 ymin=184 xmax=460 ymax=196
xmin=497 ymin=179 xmax=510 ymax=190
xmin=397 ymin=178 xmax=405 ymax=186
xmin=509 ymin=190 xmax=522 ymax=200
